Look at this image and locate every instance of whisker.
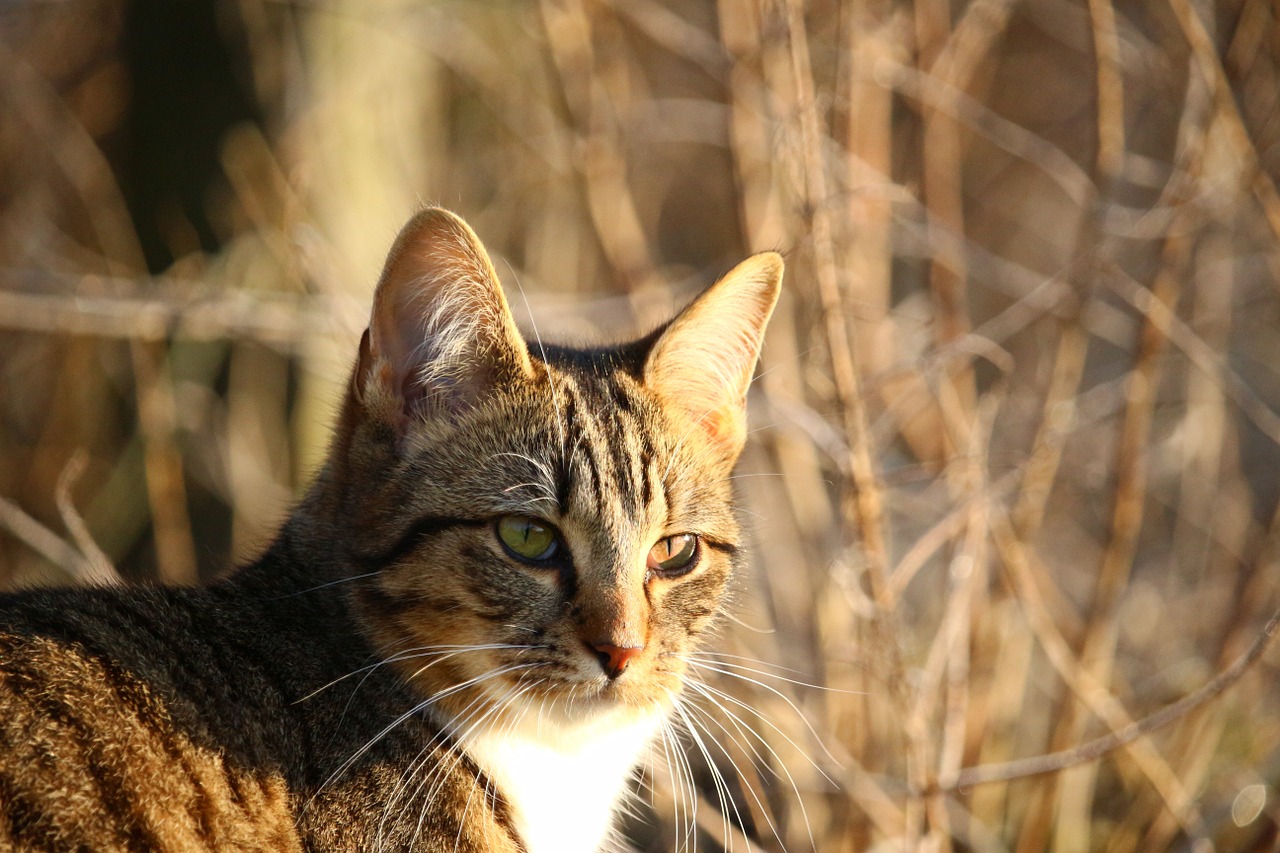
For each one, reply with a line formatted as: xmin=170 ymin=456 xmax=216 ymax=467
xmin=684 ymin=680 xmax=810 ymax=851
xmin=683 ymin=653 xmax=865 ymax=695
xmin=671 ymin=697 xmax=748 ymax=852
xmin=383 ymin=690 xmax=490 ymax=845
xmin=309 ymin=663 xmax=537 ymax=809
xmin=408 ymin=678 xmax=542 ymax=848
xmin=656 ymin=705 xmax=698 ymax=853
xmin=679 ymin=658 xmax=845 ymax=770
xmin=719 ymin=612 xmax=777 ymax=635
xmin=296 ymin=643 xmax=541 ymax=704
xmin=260 ymin=571 xmax=381 ymax=600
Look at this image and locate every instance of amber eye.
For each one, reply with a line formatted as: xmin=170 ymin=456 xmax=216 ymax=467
xmin=496 ymin=516 xmax=559 ymax=562
xmin=647 ymin=534 xmax=699 ymax=577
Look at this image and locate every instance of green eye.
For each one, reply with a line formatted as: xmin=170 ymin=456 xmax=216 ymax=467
xmin=648 ymin=534 xmax=699 ymax=576
xmin=496 ymin=516 xmax=559 ymax=562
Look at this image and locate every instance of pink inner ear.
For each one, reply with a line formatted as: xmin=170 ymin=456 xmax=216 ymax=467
xmin=641 ymin=255 xmax=781 ymax=461
xmin=701 ymin=402 xmax=746 ymax=448
xmin=358 ymin=208 xmax=534 ymax=426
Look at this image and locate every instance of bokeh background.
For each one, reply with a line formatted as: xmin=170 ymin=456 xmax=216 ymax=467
xmin=2 ymin=0 xmax=1279 ymax=850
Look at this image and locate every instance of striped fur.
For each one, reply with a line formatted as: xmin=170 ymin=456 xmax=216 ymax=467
xmin=0 ymin=208 xmax=782 ymax=852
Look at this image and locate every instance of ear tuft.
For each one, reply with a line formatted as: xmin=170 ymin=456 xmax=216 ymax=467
xmin=355 ymin=208 xmax=532 ymax=430
xmin=645 ymin=252 xmax=783 ymax=458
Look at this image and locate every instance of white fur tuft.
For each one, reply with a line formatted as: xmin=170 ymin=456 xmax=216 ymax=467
xmin=463 ymin=709 xmax=663 ymax=853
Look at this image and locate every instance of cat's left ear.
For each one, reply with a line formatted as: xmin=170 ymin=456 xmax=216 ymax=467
xmin=644 ymin=252 xmax=783 ymax=458
xmin=354 ymin=208 xmax=533 ymax=430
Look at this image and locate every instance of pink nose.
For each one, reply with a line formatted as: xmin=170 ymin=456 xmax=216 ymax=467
xmin=588 ymin=642 xmax=643 ymax=679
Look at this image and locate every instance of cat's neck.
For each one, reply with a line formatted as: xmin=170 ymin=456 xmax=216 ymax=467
xmin=462 ymin=706 xmax=663 ymax=853
xmin=225 ymin=472 xmax=358 ymax=592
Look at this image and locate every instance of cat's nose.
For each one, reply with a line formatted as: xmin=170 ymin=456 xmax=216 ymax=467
xmin=587 ymin=641 xmax=643 ymax=679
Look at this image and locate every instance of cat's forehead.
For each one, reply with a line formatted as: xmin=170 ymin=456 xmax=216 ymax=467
xmin=393 ymin=334 xmax=735 ymax=544
xmin=527 ymin=334 xmax=652 ymax=379
xmin=413 ymin=358 xmax=720 ymax=525
xmin=512 ymin=362 xmax=673 ymax=514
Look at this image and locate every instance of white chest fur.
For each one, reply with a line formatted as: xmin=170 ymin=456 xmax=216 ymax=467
xmin=464 ymin=710 xmax=661 ymax=853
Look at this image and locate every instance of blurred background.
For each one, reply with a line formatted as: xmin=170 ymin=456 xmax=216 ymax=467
xmin=1 ymin=0 xmax=1279 ymax=850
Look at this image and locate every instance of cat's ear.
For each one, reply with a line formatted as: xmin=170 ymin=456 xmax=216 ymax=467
xmin=354 ymin=208 xmax=532 ymax=428
xmin=644 ymin=252 xmax=783 ymax=457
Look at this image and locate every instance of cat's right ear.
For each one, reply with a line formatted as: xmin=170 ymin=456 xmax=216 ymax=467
xmin=354 ymin=208 xmax=533 ymax=432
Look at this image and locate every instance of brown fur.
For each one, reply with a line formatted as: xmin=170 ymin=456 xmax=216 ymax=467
xmin=0 ymin=208 xmax=782 ymax=852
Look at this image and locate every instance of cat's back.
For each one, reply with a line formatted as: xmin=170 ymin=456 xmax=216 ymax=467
xmin=0 ymin=582 xmax=309 ymax=851
xmin=0 ymin=555 xmax=525 ymax=852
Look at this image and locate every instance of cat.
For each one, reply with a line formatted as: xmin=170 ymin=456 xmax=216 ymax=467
xmin=0 ymin=207 xmax=783 ymax=852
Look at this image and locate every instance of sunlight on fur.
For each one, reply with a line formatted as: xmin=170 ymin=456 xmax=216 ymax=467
xmin=0 ymin=207 xmax=790 ymax=853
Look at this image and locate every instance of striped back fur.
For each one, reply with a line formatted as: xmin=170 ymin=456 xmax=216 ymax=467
xmin=0 ymin=208 xmax=782 ymax=852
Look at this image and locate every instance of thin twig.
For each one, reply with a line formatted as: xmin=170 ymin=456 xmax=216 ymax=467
xmin=0 ymin=284 xmax=338 ymax=351
xmin=988 ymin=509 xmax=1206 ymax=835
xmin=1052 ymin=268 xmax=1187 ymax=842
xmin=540 ymin=0 xmax=661 ymax=296
xmin=1105 ymin=268 xmax=1280 ymax=450
xmin=938 ymin=394 xmax=999 ymax=790
xmin=0 ymin=496 xmax=93 ymax=583
xmin=54 ymin=451 xmax=121 ymax=587
xmin=1086 ymin=0 xmax=1125 ymax=186
xmin=780 ymin=0 xmax=923 ymax=844
xmin=1166 ymin=0 xmax=1280 ymax=252
xmin=873 ymin=58 xmax=1093 ymax=207
xmin=130 ymin=340 xmax=198 ymax=585
xmin=946 ymin=606 xmax=1280 ymax=790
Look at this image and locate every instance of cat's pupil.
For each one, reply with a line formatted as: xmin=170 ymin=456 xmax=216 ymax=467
xmin=496 ymin=515 xmax=559 ymax=562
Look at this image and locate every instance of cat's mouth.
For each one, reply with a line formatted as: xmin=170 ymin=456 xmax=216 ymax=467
xmin=463 ymin=643 xmax=682 ymax=719
xmin=546 ymin=668 xmax=678 ymax=716
xmin=470 ymin=665 xmax=664 ymax=721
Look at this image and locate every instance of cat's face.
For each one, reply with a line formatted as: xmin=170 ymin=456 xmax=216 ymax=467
xmin=350 ymin=366 xmax=741 ymax=724
xmin=329 ymin=209 xmax=780 ymax=732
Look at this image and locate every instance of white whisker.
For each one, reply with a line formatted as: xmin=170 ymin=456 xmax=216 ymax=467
xmin=262 ymin=571 xmax=381 ymax=599
xmin=684 ymin=680 xmax=806 ymax=851
xmin=684 ymin=653 xmax=864 ymax=695
xmin=308 ymin=663 xmax=537 ymax=809
xmin=671 ymin=697 xmax=749 ymax=852
xmin=680 ymin=658 xmax=844 ymax=772
xmin=296 ymin=642 xmax=540 ymax=704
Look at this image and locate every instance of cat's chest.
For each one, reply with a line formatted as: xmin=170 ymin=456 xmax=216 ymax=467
xmin=465 ymin=712 xmax=661 ymax=853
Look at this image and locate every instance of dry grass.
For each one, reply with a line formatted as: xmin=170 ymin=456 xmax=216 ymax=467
xmin=2 ymin=0 xmax=1280 ymax=850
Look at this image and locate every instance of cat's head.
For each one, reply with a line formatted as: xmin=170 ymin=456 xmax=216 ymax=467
xmin=328 ymin=208 xmax=781 ymax=730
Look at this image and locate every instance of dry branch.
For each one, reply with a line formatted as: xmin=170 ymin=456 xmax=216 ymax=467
xmin=54 ymin=451 xmax=120 ymax=587
xmin=0 ymin=497 xmax=97 ymax=583
xmin=947 ymin=606 xmax=1280 ymax=790
xmin=0 ymin=286 xmax=337 ymax=351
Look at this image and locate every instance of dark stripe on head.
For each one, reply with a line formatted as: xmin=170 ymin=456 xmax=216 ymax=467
xmin=701 ymin=537 xmax=739 ymax=556
xmin=603 ymin=414 xmax=639 ymax=513
xmin=557 ymin=557 xmax=579 ymax=602
xmin=607 ymin=378 xmax=636 ymax=414
xmin=357 ymin=582 xmax=421 ymax=618
xmin=555 ymin=389 xmax=579 ymax=511
xmin=577 ymin=416 xmax=606 ymax=510
xmin=633 ymin=419 xmax=656 ymax=509
xmin=354 ymin=517 xmax=482 ymax=569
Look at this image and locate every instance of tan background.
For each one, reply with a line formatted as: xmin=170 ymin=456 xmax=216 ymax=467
xmin=1 ymin=0 xmax=1278 ymax=849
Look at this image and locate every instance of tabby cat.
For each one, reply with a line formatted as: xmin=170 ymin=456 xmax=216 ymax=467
xmin=0 ymin=208 xmax=782 ymax=852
